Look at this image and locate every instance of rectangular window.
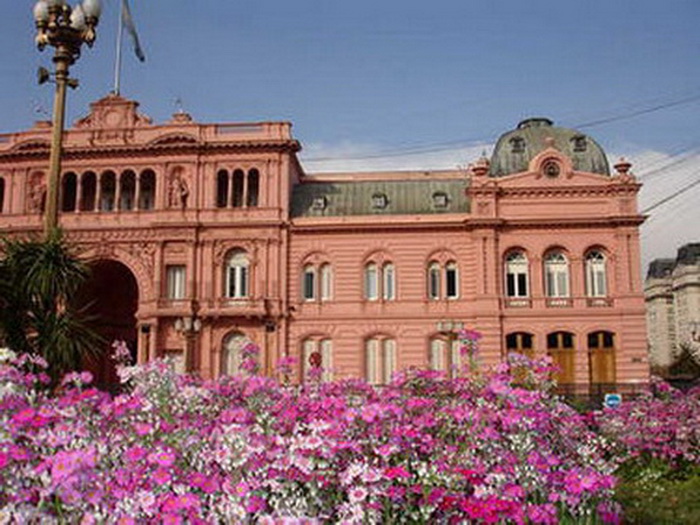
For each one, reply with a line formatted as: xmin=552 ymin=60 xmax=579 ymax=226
xmin=383 ymin=339 xmax=396 ymax=384
xmin=228 ymin=266 xmax=248 ymax=298
xmin=506 ymin=274 xmax=516 ymax=297
xmin=303 ymin=269 xmax=316 ymax=300
xmin=517 ymin=274 xmax=527 ymax=297
xmin=383 ymin=264 xmax=395 ymax=300
xmin=365 ymin=265 xmax=378 ymax=300
xmin=446 ymin=266 xmax=458 ymax=298
xmin=165 ymin=265 xmax=186 ymax=299
xmin=366 ymin=339 xmax=380 ymax=384
xmin=430 ymin=339 xmax=446 ymax=371
xmin=321 ymin=265 xmax=332 ymax=301
xmin=321 ymin=339 xmax=333 ymax=382
xmin=428 ymin=266 xmax=440 ymax=300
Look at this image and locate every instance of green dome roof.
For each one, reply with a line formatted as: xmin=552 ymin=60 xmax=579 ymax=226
xmin=489 ymin=118 xmax=610 ymax=177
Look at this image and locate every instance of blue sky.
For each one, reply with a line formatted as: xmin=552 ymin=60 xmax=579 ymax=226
xmin=2 ymin=0 xmax=699 ymax=265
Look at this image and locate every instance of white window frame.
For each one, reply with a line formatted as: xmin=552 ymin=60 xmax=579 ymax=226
xmin=302 ymin=338 xmax=333 ymax=382
xmin=585 ymin=251 xmax=607 ymax=297
xmin=302 ymin=264 xmax=316 ymax=301
xmin=429 ymin=337 xmax=460 ymax=377
xmin=445 ymin=262 xmax=459 ymax=299
xmin=365 ymin=337 xmax=397 ymax=385
xmin=428 ymin=262 xmax=441 ymax=300
xmin=225 ymin=250 xmax=249 ymax=299
xmin=382 ymin=263 xmax=395 ymax=301
xmin=365 ymin=263 xmax=379 ymax=301
xmin=165 ymin=264 xmax=186 ymax=300
xmin=320 ymin=263 xmax=333 ymax=301
xmin=544 ymin=252 xmax=570 ymax=298
xmin=505 ymin=251 xmax=529 ymax=298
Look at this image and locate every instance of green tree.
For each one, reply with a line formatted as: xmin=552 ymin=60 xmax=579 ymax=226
xmin=0 ymin=229 xmax=102 ymax=383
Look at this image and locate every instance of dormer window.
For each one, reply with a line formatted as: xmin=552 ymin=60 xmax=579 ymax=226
xmin=571 ymin=135 xmax=588 ymax=152
xmin=509 ymin=136 xmax=526 ymax=154
xmin=372 ymin=193 xmax=388 ymax=209
xmin=432 ymin=192 xmax=448 ymax=209
xmin=311 ymin=196 xmax=327 ymax=211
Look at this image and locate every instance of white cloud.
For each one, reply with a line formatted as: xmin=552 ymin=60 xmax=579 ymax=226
xmin=300 ymin=142 xmax=700 ymax=271
xmin=618 ymin=150 xmax=700 ymax=270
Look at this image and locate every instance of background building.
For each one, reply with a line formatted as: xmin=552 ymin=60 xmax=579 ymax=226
xmin=0 ymin=96 xmax=649 ymax=390
xmin=645 ymin=243 xmax=700 ymax=374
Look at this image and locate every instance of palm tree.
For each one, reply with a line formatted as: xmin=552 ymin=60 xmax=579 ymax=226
xmin=0 ymin=229 xmax=102 ymax=383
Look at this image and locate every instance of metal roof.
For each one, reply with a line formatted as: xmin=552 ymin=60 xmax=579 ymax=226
xmin=291 ymin=179 xmax=469 ymax=218
xmin=490 ymin=118 xmax=610 ymax=177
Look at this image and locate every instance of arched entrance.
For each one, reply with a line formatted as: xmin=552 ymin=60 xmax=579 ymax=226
xmin=76 ymin=260 xmax=139 ymax=390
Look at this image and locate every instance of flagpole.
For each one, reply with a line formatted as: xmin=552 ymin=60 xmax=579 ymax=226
xmin=113 ymin=0 xmax=124 ymax=95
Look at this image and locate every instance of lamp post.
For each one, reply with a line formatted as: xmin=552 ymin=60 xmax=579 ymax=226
xmin=33 ymin=0 xmax=101 ymax=235
xmin=174 ymin=301 xmax=202 ymax=373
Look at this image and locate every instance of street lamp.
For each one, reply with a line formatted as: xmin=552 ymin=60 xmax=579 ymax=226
xmin=174 ymin=301 xmax=202 ymax=373
xmin=33 ymin=0 xmax=101 ymax=235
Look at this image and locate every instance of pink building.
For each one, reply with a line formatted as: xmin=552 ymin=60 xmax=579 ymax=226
xmin=0 ymin=96 xmax=649 ymax=390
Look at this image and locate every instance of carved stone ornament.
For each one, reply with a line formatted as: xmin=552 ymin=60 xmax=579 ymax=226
xmin=167 ymin=168 xmax=190 ymax=209
xmin=26 ymin=172 xmax=46 ymax=213
xmin=73 ymin=94 xmax=152 ymax=130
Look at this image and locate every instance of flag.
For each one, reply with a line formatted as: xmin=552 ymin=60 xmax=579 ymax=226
xmin=122 ymin=0 xmax=145 ymax=62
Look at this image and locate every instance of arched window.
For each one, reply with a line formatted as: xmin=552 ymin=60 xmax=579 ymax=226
xmin=429 ymin=336 xmax=460 ymax=378
xmin=506 ymin=332 xmax=534 ymax=358
xmin=247 ymin=169 xmax=259 ymax=207
xmin=119 ymin=170 xmax=136 ymax=211
xmin=221 ymin=332 xmax=250 ymax=376
xmin=366 ymin=337 xmax=397 ymax=385
xmin=61 ymin=172 xmax=77 ymax=212
xmin=427 ymin=262 xmax=441 ymax=300
xmin=365 ymin=262 xmax=379 ymax=300
xmin=302 ymin=264 xmax=316 ymax=301
xmin=79 ymin=171 xmax=97 ymax=211
xmin=585 ymin=251 xmax=607 ymax=297
xmin=544 ymin=251 xmax=569 ymax=298
xmin=588 ymin=331 xmax=616 ymax=386
xmin=427 ymin=260 xmax=458 ymax=300
xmin=100 ymin=171 xmax=116 ymax=211
xmin=139 ymin=169 xmax=156 ymax=210
xmin=216 ymin=170 xmax=229 ymax=208
xmin=547 ymin=331 xmax=575 ymax=385
xmin=232 ymin=169 xmax=245 ymax=208
xmin=0 ymin=177 xmax=5 ymax=213
xmin=382 ymin=263 xmax=395 ymax=300
xmin=302 ymin=338 xmax=333 ymax=382
xmin=320 ymin=263 xmax=333 ymax=301
xmin=505 ymin=251 xmax=529 ymax=297
xmin=225 ymin=249 xmax=249 ymax=299
xmin=301 ymin=262 xmax=333 ymax=302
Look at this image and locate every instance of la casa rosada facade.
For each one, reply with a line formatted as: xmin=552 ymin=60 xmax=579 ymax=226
xmin=0 ymin=95 xmax=649 ymax=390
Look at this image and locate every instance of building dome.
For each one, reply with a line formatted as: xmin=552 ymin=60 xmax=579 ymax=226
xmin=489 ymin=118 xmax=610 ymax=177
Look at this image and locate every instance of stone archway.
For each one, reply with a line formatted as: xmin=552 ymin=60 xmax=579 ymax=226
xmin=76 ymin=260 xmax=139 ymax=390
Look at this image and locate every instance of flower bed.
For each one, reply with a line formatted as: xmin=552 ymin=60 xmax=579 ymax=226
xmin=9 ymin=336 xmax=699 ymax=524
xmin=0 ymin=342 xmax=630 ymax=524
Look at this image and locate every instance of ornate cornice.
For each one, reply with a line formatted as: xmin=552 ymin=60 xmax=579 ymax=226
xmin=0 ymin=139 xmax=301 ymax=163
xmin=469 ymin=183 xmax=640 ymax=199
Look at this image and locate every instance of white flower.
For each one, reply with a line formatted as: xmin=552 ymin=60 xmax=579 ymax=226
xmin=0 ymin=348 xmax=16 ymax=363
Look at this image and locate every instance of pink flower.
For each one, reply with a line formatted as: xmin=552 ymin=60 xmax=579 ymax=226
xmin=123 ymin=445 xmax=147 ymax=463
xmin=384 ymin=465 xmax=411 ymax=480
xmin=348 ymin=486 xmax=368 ymax=503
xmin=148 ymin=449 xmax=176 ymax=467
xmin=152 ymin=468 xmax=172 ymax=485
